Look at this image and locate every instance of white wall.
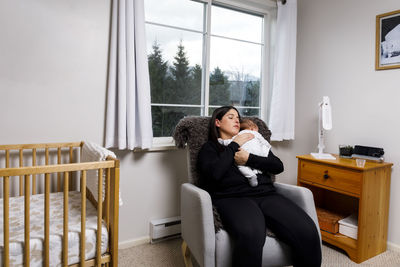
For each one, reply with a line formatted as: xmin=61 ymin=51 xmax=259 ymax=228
xmin=274 ymin=0 xmax=400 ymax=248
xmin=0 ymin=0 xmax=187 ymax=245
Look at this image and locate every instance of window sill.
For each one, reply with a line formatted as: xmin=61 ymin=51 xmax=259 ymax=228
xmin=133 ymin=144 xmax=178 ymax=152
xmin=133 ymin=137 xmax=179 ymax=152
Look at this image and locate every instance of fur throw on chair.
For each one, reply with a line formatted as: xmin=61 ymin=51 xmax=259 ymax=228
xmin=173 ymin=116 xmax=274 ymax=233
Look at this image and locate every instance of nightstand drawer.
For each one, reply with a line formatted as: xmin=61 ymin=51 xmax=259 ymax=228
xmin=299 ymin=161 xmax=361 ymax=195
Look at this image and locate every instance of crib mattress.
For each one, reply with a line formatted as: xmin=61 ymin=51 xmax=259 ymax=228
xmin=0 ymin=191 xmax=108 ymax=266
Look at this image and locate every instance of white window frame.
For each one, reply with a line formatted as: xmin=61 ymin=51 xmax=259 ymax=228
xmin=145 ymin=0 xmax=277 ymax=150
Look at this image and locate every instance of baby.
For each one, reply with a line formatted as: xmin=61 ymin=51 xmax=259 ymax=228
xmin=218 ymin=119 xmax=271 ymax=187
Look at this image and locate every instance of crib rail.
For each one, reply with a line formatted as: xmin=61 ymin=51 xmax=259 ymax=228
xmin=0 ymin=142 xmax=82 ymax=196
xmin=0 ymin=142 xmax=83 ymax=150
xmin=0 ymin=161 xmax=115 ymax=176
xmin=0 ymin=142 xmax=119 ymax=267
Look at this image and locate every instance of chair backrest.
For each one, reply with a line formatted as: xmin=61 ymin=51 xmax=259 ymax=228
xmin=173 ymin=116 xmax=271 ymax=185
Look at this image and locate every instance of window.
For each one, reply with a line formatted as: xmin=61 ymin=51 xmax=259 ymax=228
xmin=144 ymin=0 xmax=271 ymax=139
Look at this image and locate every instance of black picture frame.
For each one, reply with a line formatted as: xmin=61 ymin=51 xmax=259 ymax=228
xmin=376 ymin=9 xmax=400 ymax=70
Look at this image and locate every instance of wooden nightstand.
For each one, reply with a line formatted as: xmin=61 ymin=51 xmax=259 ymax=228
xmin=297 ymin=154 xmax=393 ymax=263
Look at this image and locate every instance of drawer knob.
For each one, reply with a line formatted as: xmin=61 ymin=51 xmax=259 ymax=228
xmin=323 ymin=171 xmax=329 ymax=179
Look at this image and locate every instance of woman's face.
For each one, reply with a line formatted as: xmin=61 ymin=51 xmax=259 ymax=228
xmin=215 ymin=109 xmax=240 ymax=139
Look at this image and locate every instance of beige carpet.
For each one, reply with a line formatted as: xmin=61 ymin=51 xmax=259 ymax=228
xmin=119 ymin=238 xmax=400 ymax=266
xmin=119 ymin=238 xmax=185 ymax=267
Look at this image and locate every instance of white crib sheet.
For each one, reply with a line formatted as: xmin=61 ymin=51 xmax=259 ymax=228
xmin=0 ymin=191 xmax=108 ymax=266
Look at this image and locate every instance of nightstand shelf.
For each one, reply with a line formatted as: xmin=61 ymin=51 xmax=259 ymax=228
xmin=321 ymin=231 xmax=357 ymax=258
xmin=297 ymin=154 xmax=392 ymax=263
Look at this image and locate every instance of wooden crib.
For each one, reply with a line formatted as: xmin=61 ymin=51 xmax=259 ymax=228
xmin=0 ymin=142 xmax=119 ymax=267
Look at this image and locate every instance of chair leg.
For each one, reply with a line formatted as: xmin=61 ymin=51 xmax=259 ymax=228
xmin=182 ymin=240 xmax=193 ymax=267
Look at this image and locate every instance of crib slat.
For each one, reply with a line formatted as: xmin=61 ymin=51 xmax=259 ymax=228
xmin=96 ymin=169 xmax=103 ymax=266
xmin=105 ymin=168 xmax=110 ymax=231
xmin=63 ymin=172 xmax=69 ymax=266
xmin=69 ymin=146 xmax=73 ymax=163
xmin=110 ymin=161 xmax=120 ymax=267
xmin=24 ymin=174 xmax=30 ymax=267
xmin=80 ymin=170 xmax=87 ymax=265
xmin=69 ymin=146 xmax=74 ymax=190
xmin=3 ymin=176 xmax=10 ymax=266
xmin=58 ymin=148 xmax=62 ymax=192
xmin=45 ymin=148 xmax=49 ymax=165
xmin=32 ymin=148 xmax=36 ymax=195
xmin=5 ymin=149 xmax=10 ymax=168
xmin=44 ymin=173 xmax=50 ymax=266
xmin=19 ymin=149 xmax=23 ymax=196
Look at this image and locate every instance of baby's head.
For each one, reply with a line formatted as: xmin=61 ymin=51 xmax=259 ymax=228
xmin=240 ymin=119 xmax=259 ymax=132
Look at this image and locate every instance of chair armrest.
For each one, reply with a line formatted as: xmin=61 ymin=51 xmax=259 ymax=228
xmin=181 ymin=183 xmax=216 ymax=267
xmin=274 ymin=182 xmax=321 ymax=242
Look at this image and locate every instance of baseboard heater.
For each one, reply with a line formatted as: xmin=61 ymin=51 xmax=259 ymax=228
xmin=150 ymin=216 xmax=181 ymax=243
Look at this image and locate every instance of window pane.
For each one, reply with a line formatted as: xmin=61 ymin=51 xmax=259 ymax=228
xmin=211 ymin=5 xmax=263 ymax=43
xmin=146 ymin=24 xmax=203 ymax=105
xmin=237 ymin=108 xmax=260 ymax=117
xmin=152 ymin=106 xmax=201 ymax=137
xmin=145 ymin=1 xmax=266 ymax=139
xmin=209 ymin=37 xmax=261 ymax=107
xmin=208 ymin=107 xmax=259 ymax=117
xmin=144 ymin=0 xmax=204 ymax=31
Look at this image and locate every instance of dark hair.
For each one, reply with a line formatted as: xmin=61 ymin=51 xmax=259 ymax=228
xmin=240 ymin=118 xmax=257 ymax=131
xmin=208 ymin=106 xmax=240 ymax=150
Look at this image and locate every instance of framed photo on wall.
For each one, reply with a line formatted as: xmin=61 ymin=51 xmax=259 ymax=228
xmin=376 ymin=9 xmax=400 ymax=70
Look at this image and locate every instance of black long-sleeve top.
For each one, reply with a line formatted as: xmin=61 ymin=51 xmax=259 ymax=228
xmin=197 ymin=140 xmax=284 ymax=199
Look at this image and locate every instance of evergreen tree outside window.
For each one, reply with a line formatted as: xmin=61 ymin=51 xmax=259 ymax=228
xmin=144 ymin=0 xmax=268 ymax=139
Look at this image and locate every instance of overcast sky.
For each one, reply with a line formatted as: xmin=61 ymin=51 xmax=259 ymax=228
xmin=144 ymin=0 xmax=263 ymax=79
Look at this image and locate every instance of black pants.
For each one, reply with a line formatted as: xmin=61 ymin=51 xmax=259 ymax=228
xmin=213 ymin=192 xmax=322 ymax=267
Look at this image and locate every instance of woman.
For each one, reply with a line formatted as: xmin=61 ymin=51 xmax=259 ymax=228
xmin=197 ymin=106 xmax=321 ymax=267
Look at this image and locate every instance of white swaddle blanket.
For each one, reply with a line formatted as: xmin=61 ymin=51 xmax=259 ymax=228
xmin=81 ymin=142 xmax=123 ymax=206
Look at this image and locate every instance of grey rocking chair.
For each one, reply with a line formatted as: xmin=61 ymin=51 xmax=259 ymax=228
xmin=173 ymin=116 xmax=321 ymax=267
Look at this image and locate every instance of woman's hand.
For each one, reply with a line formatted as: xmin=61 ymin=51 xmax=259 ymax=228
xmin=235 ymin=148 xmax=250 ymax=165
xmin=232 ymin=133 xmax=254 ymax=146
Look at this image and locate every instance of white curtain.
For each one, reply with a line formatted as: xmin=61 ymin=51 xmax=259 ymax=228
xmin=105 ymin=0 xmax=153 ymax=150
xmin=268 ymin=0 xmax=297 ymax=141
